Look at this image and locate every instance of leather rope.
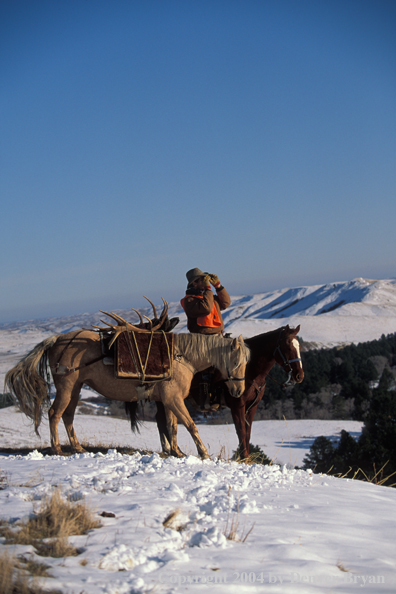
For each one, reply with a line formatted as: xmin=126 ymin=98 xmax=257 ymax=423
xmin=53 ymin=330 xmax=105 ymax=376
xmin=124 ymin=330 xmax=173 ymax=384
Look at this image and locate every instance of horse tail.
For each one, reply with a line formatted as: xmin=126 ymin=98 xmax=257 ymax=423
xmin=4 ymin=335 xmax=59 ymax=435
xmin=124 ymin=401 xmax=143 ymax=434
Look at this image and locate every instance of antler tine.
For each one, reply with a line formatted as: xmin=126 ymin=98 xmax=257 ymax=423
xmin=104 ymin=311 xmax=154 ymax=333
xmin=143 ymin=315 xmax=153 ymax=330
xmin=143 ymin=296 xmax=158 ymax=320
xmin=94 ymin=307 xmax=158 ymax=346
xmin=92 ymin=324 xmax=111 ymax=332
xmin=160 ymin=297 xmax=169 ymax=320
xmin=108 ymin=327 xmax=124 ymax=348
xmin=100 ymin=310 xmax=127 ymax=326
xmin=131 ymin=308 xmax=144 ymax=326
xmin=144 ymin=298 xmax=169 ymax=332
xmin=100 ymin=319 xmax=117 ymax=328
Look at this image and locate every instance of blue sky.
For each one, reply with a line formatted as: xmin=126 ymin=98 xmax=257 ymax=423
xmin=1 ymin=0 xmax=395 ymax=323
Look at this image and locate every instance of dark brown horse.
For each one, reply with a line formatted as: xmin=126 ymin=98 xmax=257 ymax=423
xmin=223 ymin=325 xmax=304 ymax=459
xmin=134 ymin=325 xmax=304 ymax=460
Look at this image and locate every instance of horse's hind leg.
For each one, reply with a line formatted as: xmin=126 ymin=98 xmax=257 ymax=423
xmin=163 ymin=407 xmax=186 ymax=458
xmin=155 ymin=402 xmax=172 ymax=455
xmin=48 ymin=382 xmax=75 ymax=455
xmin=162 ymin=394 xmax=210 ymax=460
xmin=62 ymin=383 xmax=87 ymax=454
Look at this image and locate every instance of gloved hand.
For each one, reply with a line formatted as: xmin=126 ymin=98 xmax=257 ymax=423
xmin=202 ymin=274 xmax=212 ymax=288
xmin=209 ymin=274 xmax=221 ymax=288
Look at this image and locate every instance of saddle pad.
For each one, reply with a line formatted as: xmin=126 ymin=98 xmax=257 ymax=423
xmin=116 ymin=331 xmax=174 ymax=381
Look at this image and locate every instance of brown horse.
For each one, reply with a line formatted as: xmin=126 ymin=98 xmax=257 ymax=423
xmin=5 ymin=324 xmax=249 ymax=459
xmin=147 ymin=325 xmax=304 ymax=460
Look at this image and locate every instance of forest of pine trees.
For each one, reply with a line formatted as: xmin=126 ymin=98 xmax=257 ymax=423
xmin=302 ymin=366 xmax=396 ymax=486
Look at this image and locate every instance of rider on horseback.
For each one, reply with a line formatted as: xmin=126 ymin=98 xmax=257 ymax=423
xmin=181 ymin=268 xmax=231 ymax=411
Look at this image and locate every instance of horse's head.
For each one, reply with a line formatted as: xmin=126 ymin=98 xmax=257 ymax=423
xmin=221 ymin=335 xmax=249 ymax=398
xmin=274 ymin=325 xmax=304 ymax=385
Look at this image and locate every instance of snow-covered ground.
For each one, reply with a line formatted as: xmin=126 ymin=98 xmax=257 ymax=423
xmin=0 ymin=411 xmax=394 ymax=594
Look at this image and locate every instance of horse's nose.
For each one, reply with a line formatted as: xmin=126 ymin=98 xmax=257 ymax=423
xmin=230 ymin=384 xmax=243 ymax=398
xmin=295 ymin=371 xmax=304 ymax=383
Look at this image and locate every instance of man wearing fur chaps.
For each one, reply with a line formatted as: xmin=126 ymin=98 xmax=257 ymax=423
xmin=181 ymin=268 xmax=231 ymax=410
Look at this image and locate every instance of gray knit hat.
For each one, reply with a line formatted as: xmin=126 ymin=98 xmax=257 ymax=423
xmin=186 ymin=268 xmax=207 ymax=286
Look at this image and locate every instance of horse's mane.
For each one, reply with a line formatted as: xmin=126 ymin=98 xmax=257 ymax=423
xmin=175 ymin=333 xmax=250 ymax=368
xmin=245 ymin=327 xmax=281 ymax=344
xmin=244 ymin=327 xmax=289 ymax=354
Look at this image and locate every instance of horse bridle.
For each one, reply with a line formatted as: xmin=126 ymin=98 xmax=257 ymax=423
xmin=224 ymin=363 xmax=245 ymax=383
xmin=274 ymin=329 xmax=302 ymax=386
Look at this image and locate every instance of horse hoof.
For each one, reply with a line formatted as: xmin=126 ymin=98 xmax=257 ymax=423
xmin=73 ymin=448 xmax=88 ymax=454
xmin=170 ymin=449 xmax=186 ymax=458
xmin=51 ymin=448 xmax=66 ymax=456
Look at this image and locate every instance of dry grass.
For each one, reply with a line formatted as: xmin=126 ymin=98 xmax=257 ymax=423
xmin=0 ymin=469 xmax=8 ymax=490
xmin=326 ymin=461 xmax=396 ymax=488
xmin=0 ymin=490 xmax=101 ymax=558
xmin=162 ymin=508 xmax=187 ymax=532
xmin=223 ymin=508 xmax=255 ymax=542
xmin=0 ymin=445 xmax=157 ymax=458
xmin=0 ymin=549 xmax=61 ymax=594
xmin=356 ymin=462 xmax=396 ymax=487
xmin=18 ymin=557 xmax=52 ymax=578
xmin=223 ymin=492 xmax=255 ymax=543
xmin=336 ymin=560 xmax=351 ymax=573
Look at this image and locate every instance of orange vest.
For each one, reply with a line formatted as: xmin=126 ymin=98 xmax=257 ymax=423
xmin=180 ymin=296 xmax=222 ymax=328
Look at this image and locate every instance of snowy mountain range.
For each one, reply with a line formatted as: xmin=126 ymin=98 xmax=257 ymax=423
xmin=1 ymin=278 xmax=395 ymax=349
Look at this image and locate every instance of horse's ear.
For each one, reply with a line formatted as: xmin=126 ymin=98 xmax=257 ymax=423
xmin=292 ymin=325 xmax=300 ymax=335
xmin=232 ymin=336 xmax=242 ymax=350
xmin=238 ymin=334 xmax=244 ymax=344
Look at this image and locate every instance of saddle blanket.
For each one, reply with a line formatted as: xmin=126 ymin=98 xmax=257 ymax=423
xmin=116 ymin=330 xmax=174 ymax=381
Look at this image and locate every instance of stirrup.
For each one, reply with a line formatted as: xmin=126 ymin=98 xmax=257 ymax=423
xmin=209 ymin=403 xmax=221 ymax=411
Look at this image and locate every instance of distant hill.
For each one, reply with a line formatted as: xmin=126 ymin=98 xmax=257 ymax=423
xmin=1 ymin=278 xmax=395 ymax=349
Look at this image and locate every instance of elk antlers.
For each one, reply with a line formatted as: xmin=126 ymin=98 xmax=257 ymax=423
xmin=92 ymin=297 xmax=169 ymax=347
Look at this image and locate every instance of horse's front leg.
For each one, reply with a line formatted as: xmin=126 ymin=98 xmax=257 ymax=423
xmin=229 ymin=402 xmax=249 ymax=460
xmin=245 ymin=403 xmax=260 ymax=459
xmin=62 ymin=382 xmax=87 ymax=454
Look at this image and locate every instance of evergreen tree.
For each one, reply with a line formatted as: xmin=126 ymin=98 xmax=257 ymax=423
xmin=340 ymin=379 xmax=371 ymax=420
xmin=302 ymin=436 xmax=335 ymax=473
xmin=358 ymin=368 xmax=396 ymax=473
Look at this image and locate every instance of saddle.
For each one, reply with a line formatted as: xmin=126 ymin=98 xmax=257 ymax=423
xmin=114 ymin=330 xmax=175 ymax=382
